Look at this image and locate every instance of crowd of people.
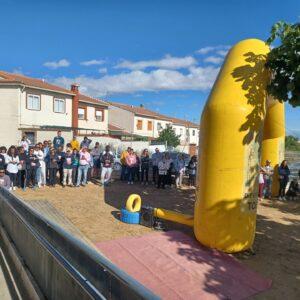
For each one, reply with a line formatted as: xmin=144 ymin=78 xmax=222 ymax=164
xmin=1 ymin=130 xmax=298 ymax=200
xmin=0 ymin=131 xmax=115 ymax=190
xmin=119 ymin=147 xmax=198 ymax=189
xmin=0 ymin=130 xmax=198 ymax=191
xmin=258 ymin=159 xmax=300 ymax=201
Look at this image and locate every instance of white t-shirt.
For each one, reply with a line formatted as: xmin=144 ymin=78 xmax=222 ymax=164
xmin=6 ymin=155 xmax=20 ymax=174
xmin=259 ymin=173 xmax=264 ymax=184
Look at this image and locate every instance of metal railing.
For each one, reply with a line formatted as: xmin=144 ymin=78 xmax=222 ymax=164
xmin=0 ymin=188 xmax=159 ymax=300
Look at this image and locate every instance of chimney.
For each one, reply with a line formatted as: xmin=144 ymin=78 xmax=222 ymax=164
xmin=71 ymin=83 xmax=80 ymax=135
xmin=140 ymin=104 xmax=144 ymax=108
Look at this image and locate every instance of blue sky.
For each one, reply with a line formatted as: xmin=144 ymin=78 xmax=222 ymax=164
xmin=1 ymin=0 xmax=299 ymax=135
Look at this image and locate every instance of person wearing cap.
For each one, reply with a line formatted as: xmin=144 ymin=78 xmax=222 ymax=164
xmin=53 ymin=130 xmax=65 ymax=150
xmin=76 ymin=147 xmax=91 ymax=187
xmin=70 ymin=136 xmax=80 ymax=151
xmin=0 ymin=169 xmax=11 ymax=190
xmin=262 ymin=160 xmax=274 ymax=199
xmin=63 ymin=149 xmax=73 ymax=187
xmin=80 ymin=136 xmax=92 ymax=150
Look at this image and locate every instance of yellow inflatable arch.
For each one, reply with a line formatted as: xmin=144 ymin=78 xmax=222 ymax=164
xmin=127 ymin=39 xmax=284 ymax=254
xmin=194 ymin=39 xmax=285 ymax=253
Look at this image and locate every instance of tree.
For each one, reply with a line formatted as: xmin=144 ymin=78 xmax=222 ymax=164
xmin=266 ymin=21 xmax=300 ymax=107
xmin=285 ymin=135 xmax=300 ymax=151
xmin=156 ymin=125 xmax=181 ymax=148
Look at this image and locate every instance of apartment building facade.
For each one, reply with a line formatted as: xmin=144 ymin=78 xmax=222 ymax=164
xmin=0 ymin=71 xmax=108 ymax=147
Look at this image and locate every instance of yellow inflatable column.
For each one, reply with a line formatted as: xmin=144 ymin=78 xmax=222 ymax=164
xmin=261 ymin=98 xmax=285 ymax=196
xmin=194 ymin=39 xmax=270 ymax=253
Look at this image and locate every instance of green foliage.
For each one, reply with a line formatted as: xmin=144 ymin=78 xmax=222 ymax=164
xmin=156 ymin=125 xmax=181 ymax=148
xmin=266 ymin=21 xmax=300 ymax=106
xmin=285 ymin=135 xmax=300 ymax=151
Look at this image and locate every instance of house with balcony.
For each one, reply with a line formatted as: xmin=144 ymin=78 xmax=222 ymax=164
xmin=0 ymin=71 xmax=108 ymax=146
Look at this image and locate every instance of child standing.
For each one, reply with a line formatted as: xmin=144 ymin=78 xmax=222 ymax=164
xmin=140 ymin=149 xmax=150 ymax=185
xmin=258 ymin=167 xmax=265 ymax=200
xmin=48 ymin=149 xmax=58 ymax=187
xmin=100 ymin=145 xmax=114 ymax=186
xmin=125 ymin=149 xmax=137 ymax=185
xmin=26 ymin=148 xmax=40 ymax=189
xmin=63 ymin=149 xmax=73 ymax=187
xmin=17 ymin=147 xmax=27 ymax=191
xmin=188 ymin=156 xmax=197 ymax=187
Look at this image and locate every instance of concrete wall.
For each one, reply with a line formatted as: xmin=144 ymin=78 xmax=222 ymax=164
xmin=20 ymin=88 xmax=73 ymax=128
xmin=108 ymin=106 xmax=134 ymax=133
xmin=133 ymin=115 xmax=155 ymax=137
xmin=153 ymin=119 xmax=172 ymax=138
xmin=0 ymin=86 xmax=20 ymax=146
xmin=187 ymin=127 xmax=199 ymax=145
xmin=78 ymin=106 xmax=108 ymax=132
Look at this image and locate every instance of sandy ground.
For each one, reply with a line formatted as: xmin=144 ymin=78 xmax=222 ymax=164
xmin=15 ymin=181 xmax=300 ymax=299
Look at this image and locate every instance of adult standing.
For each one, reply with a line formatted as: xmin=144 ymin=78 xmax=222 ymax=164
xmin=125 ymin=148 xmax=137 ymax=185
xmin=278 ymin=160 xmax=290 ymax=201
xmin=48 ymin=148 xmax=58 ymax=187
xmin=157 ymin=153 xmax=170 ymax=189
xmin=70 ymin=136 xmax=80 ymax=151
xmin=151 ymin=148 xmax=162 ymax=184
xmin=76 ymin=147 xmax=91 ymax=187
xmin=262 ymin=160 xmax=274 ymax=199
xmin=26 ymin=148 xmax=40 ymax=189
xmin=53 ymin=130 xmax=65 ymax=150
xmin=0 ymin=169 xmax=11 ymax=189
xmin=19 ymin=136 xmax=31 ymax=152
xmin=34 ymin=144 xmax=46 ymax=187
xmin=80 ymin=136 xmax=92 ymax=149
xmin=91 ymin=142 xmax=101 ymax=178
xmin=17 ymin=147 xmax=27 ymax=191
xmin=6 ymin=146 xmax=19 ymax=190
xmin=120 ymin=147 xmax=130 ymax=181
xmin=56 ymin=146 xmax=65 ymax=185
xmin=187 ymin=156 xmax=197 ymax=187
xmin=174 ymin=154 xmax=185 ymax=188
xmin=100 ymin=146 xmax=114 ymax=186
xmin=140 ymin=149 xmax=150 ymax=185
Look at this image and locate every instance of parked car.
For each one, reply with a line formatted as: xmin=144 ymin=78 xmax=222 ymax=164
xmin=289 ymin=162 xmax=300 ymax=180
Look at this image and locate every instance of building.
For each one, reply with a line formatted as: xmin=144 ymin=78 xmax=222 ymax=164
xmin=108 ymin=102 xmax=199 ymax=153
xmin=0 ymin=71 xmax=108 ymax=146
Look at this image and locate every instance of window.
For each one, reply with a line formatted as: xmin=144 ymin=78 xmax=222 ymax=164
xmin=186 ymin=129 xmax=190 ymax=136
xmin=136 ymin=119 xmax=143 ymax=130
xmin=95 ymin=109 xmax=104 ymax=122
xmin=27 ymin=94 xmax=40 ymax=110
xmin=147 ymin=121 xmax=153 ymax=131
xmin=78 ymin=107 xmax=86 ymax=120
xmin=192 ymin=130 xmax=196 ymax=136
xmin=53 ymin=98 xmax=65 ymax=113
xmin=180 ymin=128 xmax=183 ymax=135
xmin=157 ymin=122 xmax=162 ymax=131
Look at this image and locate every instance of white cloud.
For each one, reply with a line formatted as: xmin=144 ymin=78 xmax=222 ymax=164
xmin=98 ymin=67 xmax=107 ymax=74
xmin=115 ymin=54 xmax=197 ymax=70
xmin=43 ymin=59 xmax=70 ymax=69
xmin=80 ymin=59 xmax=105 ymax=66
xmin=196 ymin=45 xmax=230 ymax=55
xmin=204 ymin=56 xmax=224 ymax=64
xmin=51 ymin=66 xmax=219 ymax=97
xmin=216 ymin=50 xmax=228 ymax=56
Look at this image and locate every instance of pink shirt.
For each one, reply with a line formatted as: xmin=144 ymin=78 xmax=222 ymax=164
xmin=126 ymin=154 xmax=137 ymax=167
xmin=79 ymin=151 xmax=91 ymax=166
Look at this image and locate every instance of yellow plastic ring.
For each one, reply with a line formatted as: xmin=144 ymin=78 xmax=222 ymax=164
xmin=126 ymin=194 xmax=142 ymax=212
